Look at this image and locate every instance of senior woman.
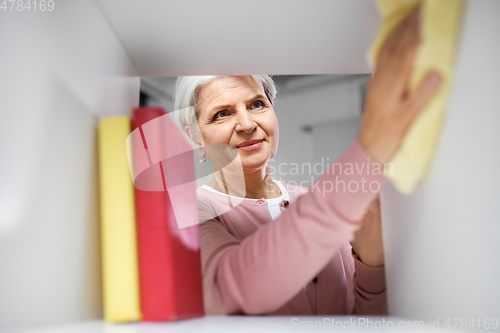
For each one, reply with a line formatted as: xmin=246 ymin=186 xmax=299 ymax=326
xmin=174 ymin=7 xmax=441 ymax=316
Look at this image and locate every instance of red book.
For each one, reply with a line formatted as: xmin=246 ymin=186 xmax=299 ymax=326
xmin=131 ymin=107 xmax=204 ymax=321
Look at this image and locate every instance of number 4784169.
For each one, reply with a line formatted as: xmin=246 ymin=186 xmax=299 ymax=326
xmin=1 ymin=0 xmax=55 ymax=11
xmin=444 ymin=318 xmax=498 ymax=330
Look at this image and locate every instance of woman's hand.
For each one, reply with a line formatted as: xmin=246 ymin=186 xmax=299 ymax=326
xmin=359 ymin=5 xmax=442 ymax=164
xmin=350 ymin=194 xmax=384 ymax=267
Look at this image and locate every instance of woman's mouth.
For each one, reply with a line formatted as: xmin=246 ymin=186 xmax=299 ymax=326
xmin=235 ymin=139 xmax=264 ymax=151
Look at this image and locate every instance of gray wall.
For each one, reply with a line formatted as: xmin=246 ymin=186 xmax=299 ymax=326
xmin=381 ymin=0 xmax=500 ymax=322
xmin=0 ymin=0 xmax=140 ymax=329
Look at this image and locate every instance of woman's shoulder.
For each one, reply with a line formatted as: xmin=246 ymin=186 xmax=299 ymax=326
xmin=196 ymin=185 xmax=215 ymax=203
xmin=196 ymin=185 xmax=249 ymax=224
xmin=196 ymin=186 xmax=224 ymax=224
xmin=196 ymin=186 xmax=229 ymax=211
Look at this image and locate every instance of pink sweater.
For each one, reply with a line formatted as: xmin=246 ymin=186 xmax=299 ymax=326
xmin=197 ymin=139 xmax=388 ymax=315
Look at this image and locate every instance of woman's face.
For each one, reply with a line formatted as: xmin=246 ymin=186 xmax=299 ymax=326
xmin=196 ymin=76 xmax=279 ymax=173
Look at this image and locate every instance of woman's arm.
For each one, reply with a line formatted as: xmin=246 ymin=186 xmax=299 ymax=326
xmin=199 ymin=139 xmax=387 ymax=315
xmin=347 ymin=196 xmax=387 ymax=315
xmin=351 ymin=251 xmax=388 ymax=315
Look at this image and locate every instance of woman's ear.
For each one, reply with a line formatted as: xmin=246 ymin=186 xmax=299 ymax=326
xmin=184 ymin=125 xmax=202 ymax=148
xmin=185 ymin=125 xmax=206 ymax=158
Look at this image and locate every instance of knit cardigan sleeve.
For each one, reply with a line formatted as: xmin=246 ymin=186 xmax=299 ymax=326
xmin=198 ymin=138 xmax=388 ymax=315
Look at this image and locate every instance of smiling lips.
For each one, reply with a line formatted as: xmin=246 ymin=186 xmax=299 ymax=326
xmin=235 ymin=139 xmax=264 ymax=151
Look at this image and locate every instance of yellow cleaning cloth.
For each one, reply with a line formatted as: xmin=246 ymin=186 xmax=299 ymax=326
xmin=98 ymin=116 xmax=141 ymax=322
xmin=369 ymin=0 xmax=464 ymax=194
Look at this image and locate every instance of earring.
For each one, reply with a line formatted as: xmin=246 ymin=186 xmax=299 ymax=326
xmin=199 ymin=156 xmax=207 ymax=164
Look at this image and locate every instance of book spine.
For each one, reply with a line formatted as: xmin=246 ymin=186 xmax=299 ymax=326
xmin=132 ymin=107 xmax=204 ymax=321
xmin=98 ymin=116 xmax=141 ymax=323
xmin=133 ymin=107 xmax=175 ymax=320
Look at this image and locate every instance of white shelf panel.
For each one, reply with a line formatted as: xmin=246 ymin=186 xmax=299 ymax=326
xmin=11 ymin=316 xmax=454 ymax=333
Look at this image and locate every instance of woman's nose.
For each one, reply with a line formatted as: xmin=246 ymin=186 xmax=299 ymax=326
xmin=235 ymin=111 xmax=257 ymax=133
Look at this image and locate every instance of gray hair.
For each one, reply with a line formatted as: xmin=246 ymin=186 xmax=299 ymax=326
xmin=174 ymin=75 xmax=277 ymax=139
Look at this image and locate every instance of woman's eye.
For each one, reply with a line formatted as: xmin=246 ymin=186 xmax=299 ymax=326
xmin=252 ymin=100 xmax=264 ymax=109
xmin=213 ymin=110 xmax=228 ymax=120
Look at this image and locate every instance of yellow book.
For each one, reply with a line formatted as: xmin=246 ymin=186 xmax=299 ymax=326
xmin=98 ymin=116 xmax=141 ymax=322
xmin=369 ymin=0 xmax=464 ymax=194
